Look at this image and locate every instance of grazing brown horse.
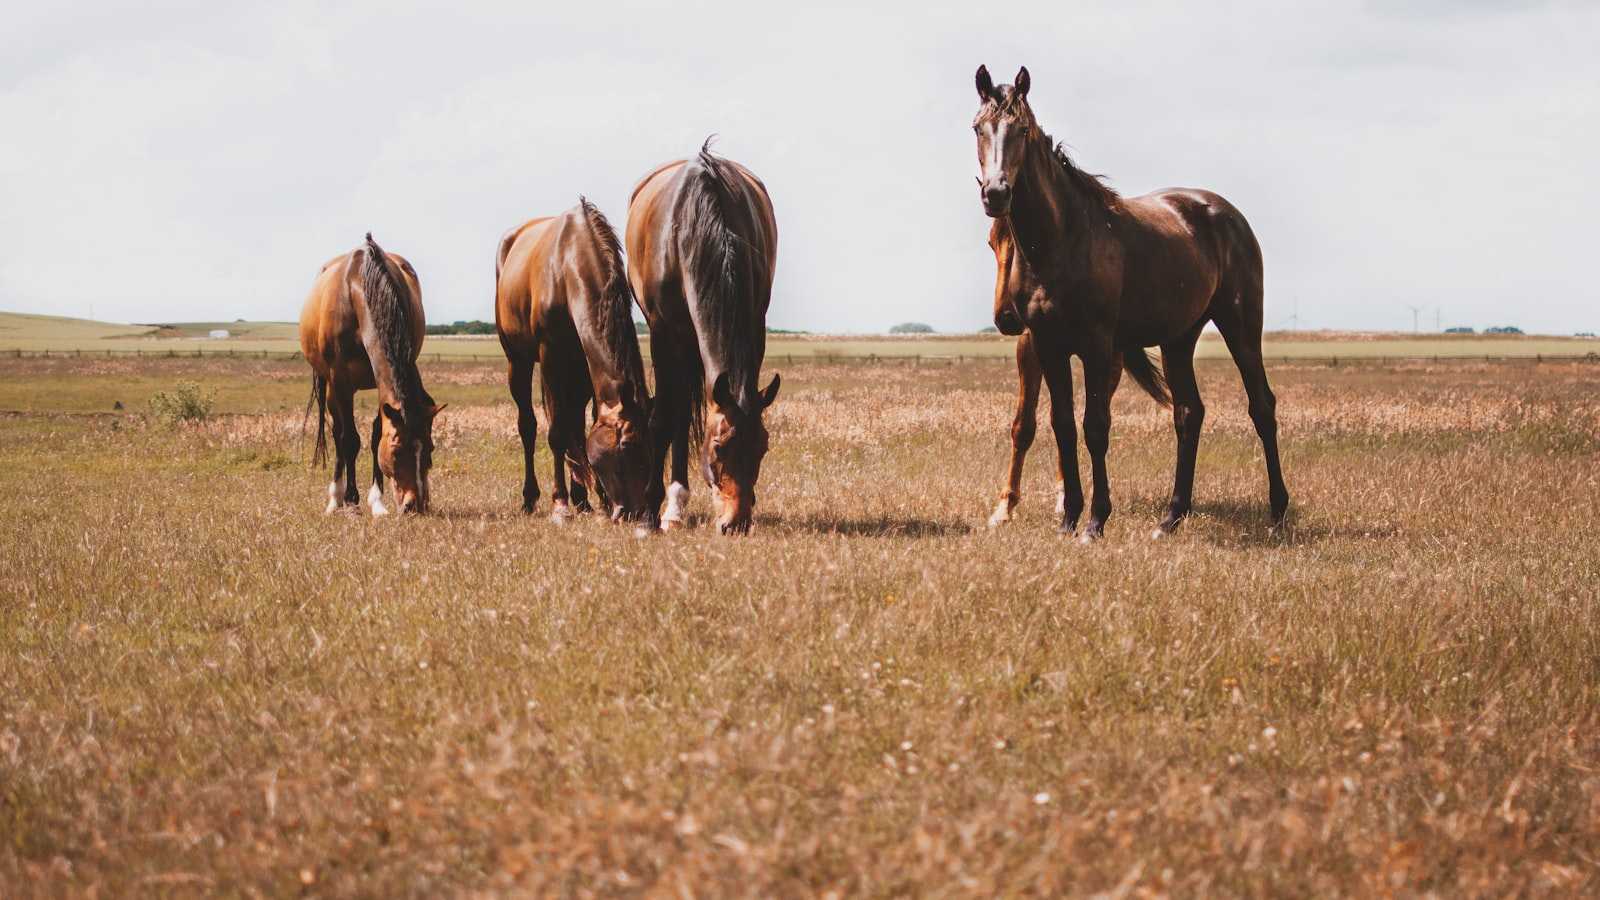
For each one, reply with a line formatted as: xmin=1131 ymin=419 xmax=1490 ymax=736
xmin=973 ymin=65 xmax=1289 ymax=540
xmin=626 ymin=141 xmax=780 ymax=535
xmin=300 ymin=234 xmax=442 ymax=515
xmin=985 ymin=217 xmax=1170 ymax=528
xmin=495 ymin=198 xmax=653 ymax=522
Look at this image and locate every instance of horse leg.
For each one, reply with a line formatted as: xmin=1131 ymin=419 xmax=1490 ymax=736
xmin=566 ymin=381 xmax=595 ymax=514
xmin=1155 ymin=325 xmax=1206 ymax=537
xmin=323 ymin=387 xmax=347 ymax=513
xmin=990 ymin=331 xmax=1042 ymax=527
xmin=1078 ymin=349 xmax=1120 ymax=542
xmin=1033 ymin=336 xmax=1083 ymax=534
xmin=543 ymin=375 xmax=575 ymax=523
xmin=507 ymin=357 xmax=540 ymax=513
xmin=1213 ymin=308 xmax=1290 ymax=527
xmin=340 ymin=395 xmax=362 ymax=507
xmin=664 ymin=393 xmax=691 ymax=530
xmin=367 ymin=412 xmax=390 ymax=516
xmin=323 ymin=383 xmax=359 ymax=512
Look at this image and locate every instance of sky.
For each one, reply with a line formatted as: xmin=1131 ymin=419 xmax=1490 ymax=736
xmin=1 ymin=1 xmax=1596 ymax=334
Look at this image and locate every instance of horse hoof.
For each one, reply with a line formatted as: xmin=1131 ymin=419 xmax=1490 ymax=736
xmin=1056 ymin=521 xmax=1076 ymax=536
xmin=368 ymin=485 xmax=389 ymax=517
xmin=1150 ymin=527 xmax=1165 ymax=540
xmin=661 ymin=517 xmax=684 ymax=531
xmin=988 ymin=503 xmax=1012 ymax=528
xmin=633 ymin=523 xmax=657 ymax=539
xmin=1078 ymin=528 xmax=1102 ymax=545
xmin=550 ymin=504 xmax=572 ymax=525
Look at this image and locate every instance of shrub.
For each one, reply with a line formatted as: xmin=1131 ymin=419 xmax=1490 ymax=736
xmin=148 ymin=381 xmax=215 ymax=425
xmin=889 ymin=322 xmax=935 ymax=334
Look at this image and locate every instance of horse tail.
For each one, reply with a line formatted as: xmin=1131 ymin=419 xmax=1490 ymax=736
xmin=305 ymin=372 xmax=328 ymax=467
xmin=1122 ymin=347 xmax=1171 ymax=408
xmin=678 ymin=138 xmax=765 ymax=441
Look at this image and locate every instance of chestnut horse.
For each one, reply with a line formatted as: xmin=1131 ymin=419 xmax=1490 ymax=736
xmin=300 ymin=234 xmax=442 ymax=515
xmin=626 ymin=141 xmax=780 ymax=535
xmin=973 ymin=65 xmax=1288 ymax=540
xmin=495 ymin=198 xmax=653 ymax=522
xmin=985 ymin=217 xmax=1171 ymax=528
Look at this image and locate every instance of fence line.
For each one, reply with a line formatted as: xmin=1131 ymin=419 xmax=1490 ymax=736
xmin=4 ymin=347 xmax=1598 ymax=366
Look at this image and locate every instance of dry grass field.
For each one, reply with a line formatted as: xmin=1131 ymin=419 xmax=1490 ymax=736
xmin=2 ymin=353 xmax=1599 ymax=895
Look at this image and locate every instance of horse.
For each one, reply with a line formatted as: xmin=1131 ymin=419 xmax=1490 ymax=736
xmin=300 ymin=234 xmax=443 ymax=516
xmin=973 ymin=65 xmax=1289 ymax=540
xmin=495 ymin=198 xmax=653 ymax=522
xmin=985 ymin=217 xmax=1171 ymax=528
xmin=626 ymin=140 xmax=780 ymax=535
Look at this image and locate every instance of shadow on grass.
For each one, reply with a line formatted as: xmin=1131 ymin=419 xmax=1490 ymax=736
xmin=766 ymin=513 xmax=975 ymax=538
xmin=1176 ymin=498 xmax=1397 ymax=548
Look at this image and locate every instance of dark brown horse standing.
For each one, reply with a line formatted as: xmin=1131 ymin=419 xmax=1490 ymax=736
xmin=626 ymin=141 xmax=780 ymax=535
xmin=300 ymin=234 xmax=442 ymax=516
xmin=495 ymin=198 xmax=653 ymax=522
xmin=973 ymin=65 xmax=1288 ymax=539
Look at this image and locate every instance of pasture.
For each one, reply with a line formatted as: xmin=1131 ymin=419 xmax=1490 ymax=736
xmin=2 ymin=353 xmax=1598 ymax=894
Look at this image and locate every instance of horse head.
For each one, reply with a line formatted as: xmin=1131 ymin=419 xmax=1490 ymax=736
xmin=378 ymin=400 xmax=443 ymax=514
xmin=704 ymin=371 xmax=780 ymax=535
xmin=586 ymin=385 xmax=653 ymax=521
xmin=973 ymin=65 xmax=1037 ymax=217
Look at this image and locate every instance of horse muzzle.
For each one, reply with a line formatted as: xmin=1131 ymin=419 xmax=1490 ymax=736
xmin=981 ymin=180 xmax=1012 ymax=217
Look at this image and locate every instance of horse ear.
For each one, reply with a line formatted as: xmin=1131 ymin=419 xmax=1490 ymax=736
xmin=975 ymin=65 xmax=995 ymax=102
xmin=759 ymin=373 xmax=781 ymax=409
xmin=1014 ymin=66 xmax=1030 ymax=98
xmin=711 ymin=372 xmax=736 ymax=412
xmin=430 ymin=403 xmax=447 ymax=418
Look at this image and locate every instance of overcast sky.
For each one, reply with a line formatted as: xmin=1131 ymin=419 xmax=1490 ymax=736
xmin=2 ymin=1 xmax=1596 ymax=333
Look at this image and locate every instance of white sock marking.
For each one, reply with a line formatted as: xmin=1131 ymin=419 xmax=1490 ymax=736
xmin=325 ymin=476 xmax=345 ymax=514
xmin=663 ymin=481 xmax=689 ymax=525
xmin=368 ymin=483 xmax=389 ymax=517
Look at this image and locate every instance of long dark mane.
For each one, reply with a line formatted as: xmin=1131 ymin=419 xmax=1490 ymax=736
xmin=578 ymin=197 xmax=648 ymax=401
xmin=360 ymin=233 xmax=429 ymax=421
xmin=1050 ymin=142 xmax=1123 ymax=214
xmin=674 ymin=138 xmax=772 ymax=441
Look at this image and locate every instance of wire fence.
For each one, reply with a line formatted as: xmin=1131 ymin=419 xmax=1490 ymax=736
xmin=4 ymin=347 xmax=1598 ymax=366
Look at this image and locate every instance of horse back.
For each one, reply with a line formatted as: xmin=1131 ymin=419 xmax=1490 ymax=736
xmin=300 ymin=246 xmax=425 ymax=383
xmin=498 ymin=213 xmax=603 ymax=358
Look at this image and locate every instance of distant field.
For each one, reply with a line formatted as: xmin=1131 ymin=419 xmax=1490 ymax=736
xmin=3 ymin=311 xmax=1598 ymax=361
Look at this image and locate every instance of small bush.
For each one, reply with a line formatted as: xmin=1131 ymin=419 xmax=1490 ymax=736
xmin=148 ymin=381 xmax=215 ymax=424
xmin=889 ymin=322 xmax=935 ymax=334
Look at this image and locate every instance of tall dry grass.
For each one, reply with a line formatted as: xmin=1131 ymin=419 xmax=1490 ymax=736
xmin=1 ymin=358 xmax=1597 ymax=896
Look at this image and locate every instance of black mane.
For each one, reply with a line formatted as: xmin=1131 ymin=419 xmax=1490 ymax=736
xmin=676 ymin=138 xmax=770 ymax=421
xmin=577 ymin=197 xmax=648 ymax=402
xmin=360 ymin=233 xmax=429 ymax=421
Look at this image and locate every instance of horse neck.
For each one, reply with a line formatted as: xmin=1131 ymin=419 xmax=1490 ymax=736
xmin=1008 ymin=136 xmax=1103 ymax=282
xmin=585 ymin=335 xmax=648 ymax=411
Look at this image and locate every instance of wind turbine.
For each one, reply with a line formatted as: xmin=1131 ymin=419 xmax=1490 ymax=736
xmin=1405 ymin=304 xmax=1423 ymax=334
